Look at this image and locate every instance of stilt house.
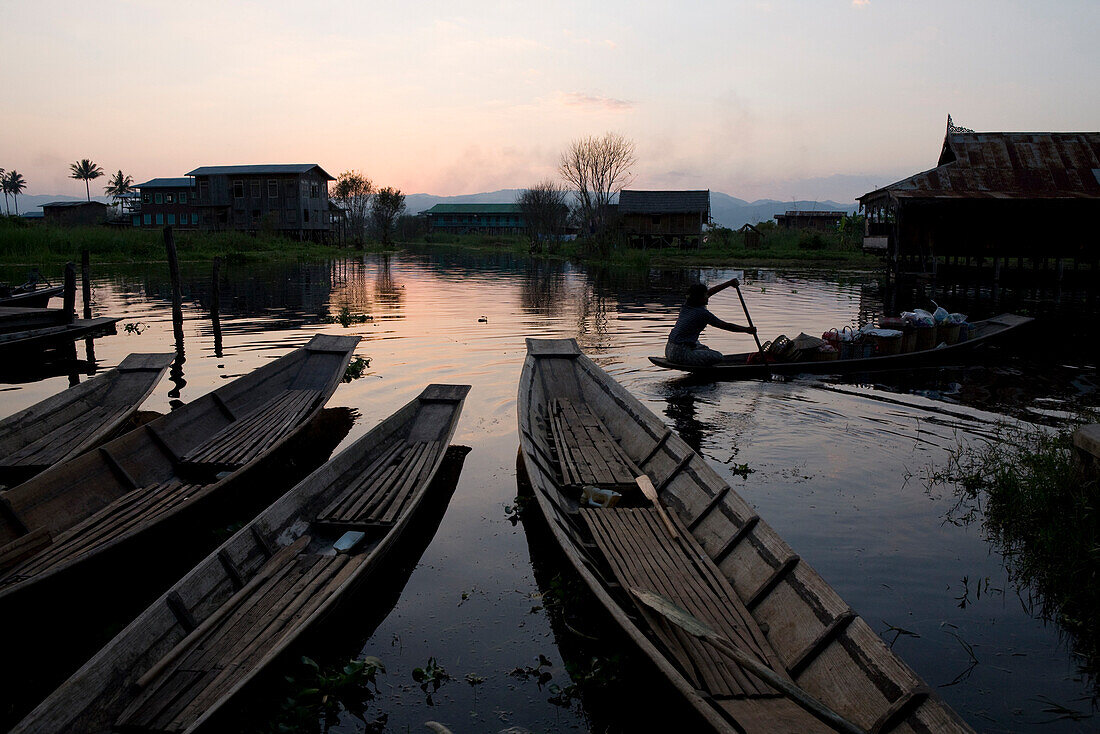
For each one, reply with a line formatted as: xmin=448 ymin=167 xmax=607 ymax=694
xmin=858 ymin=116 xmax=1100 ymax=274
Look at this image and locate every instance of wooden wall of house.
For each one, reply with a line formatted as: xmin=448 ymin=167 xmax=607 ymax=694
xmin=894 ymin=199 xmax=1100 ymax=260
xmin=621 ymin=212 xmax=705 ymax=235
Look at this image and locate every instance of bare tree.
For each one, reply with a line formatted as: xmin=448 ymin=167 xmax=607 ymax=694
xmin=517 ymin=180 xmax=570 ymax=253
xmin=331 ymin=170 xmax=373 ymax=247
xmin=558 ymin=132 xmax=635 ymax=236
xmin=370 ymin=187 xmax=406 ymax=245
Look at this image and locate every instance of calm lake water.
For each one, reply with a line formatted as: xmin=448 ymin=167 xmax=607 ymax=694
xmin=1 ymin=248 xmax=1097 ymax=733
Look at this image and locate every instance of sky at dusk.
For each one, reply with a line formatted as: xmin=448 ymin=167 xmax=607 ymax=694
xmin=3 ymin=1 xmax=1097 ymax=203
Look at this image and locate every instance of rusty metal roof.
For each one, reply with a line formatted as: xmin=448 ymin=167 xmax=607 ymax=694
xmin=619 ymin=190 xmax=710 ymax=214
xmin=859 ymin=126 xmax=1100 ymax=202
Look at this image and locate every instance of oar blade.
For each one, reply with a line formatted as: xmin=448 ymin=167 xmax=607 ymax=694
xmin=630 ymin=587 xmax=718 ymax=641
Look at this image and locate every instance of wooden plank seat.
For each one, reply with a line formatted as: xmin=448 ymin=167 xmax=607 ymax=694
xmin=0 ymin=481 xmax=201 ymax=587
xmin=315 ymin=439 xmax=443 ymax=527
xmin=580 ymin=506 xmax=791 ymax=700
xmin=115 ymin=534 xmax=358 ymax=733
xmin=0 ymin=405 xmax=126 ymax=472
xmin=179 ymin=389 xmax=322 ymax=472
xmin=546 ymin=398 xmax=641 ymax=487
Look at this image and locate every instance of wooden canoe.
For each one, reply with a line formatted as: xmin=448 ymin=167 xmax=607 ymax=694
xmin=519 ymin=338 xmax=974 ymax=733
xmin=649 ymin=313 xmax=1033 ymax=379
xmin=0 ymin=284 xmax=64 ymax=309
xmin=0 ymin=334 xmax=359 ymax=601
xmin=13 ymin=383 xmax=470 ymax=734
xmin=0 ymin=316 xmax=120 ymax=356
xmin=0 ymin=352 xmax=174 ymax=486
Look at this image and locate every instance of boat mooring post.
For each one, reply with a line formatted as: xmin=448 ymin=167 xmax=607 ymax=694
xmin=211 ymin=256 xmax=223 ymax=358
xmin=81 ymin=249 xmax=92 ymax=319
xmin=63 ymin=261 xmax=76 ymax=324
xmin=163 ymin=227 xmax=185 ymax=349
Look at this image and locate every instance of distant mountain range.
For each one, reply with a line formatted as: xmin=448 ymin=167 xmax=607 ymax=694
xmin=405 ymin=190 xmax=857 ymax=229
xmin=12 ymin=190 xmax=858 ymax=229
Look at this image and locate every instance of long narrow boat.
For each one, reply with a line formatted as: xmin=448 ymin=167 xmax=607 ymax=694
xmin=0 ymin=334 xmax=359 ymax=602
xmin=0 ymin=284 xmax=64 ymax=308
xmin=650 ymin=313 xmax=1032 ymax=379
xmin=13 ymin=383 xmax=470 ymax=734
xmin=519 ymin=338 xmax=973 ymax=733
xmin=0 ymin=316 xmax=121 ymax=356
xmin=0 ymin=352 xmax=174 ymax=486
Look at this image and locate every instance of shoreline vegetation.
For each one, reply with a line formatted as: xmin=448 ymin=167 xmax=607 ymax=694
xmin=0 ymin=216 xmax=882 ymax=271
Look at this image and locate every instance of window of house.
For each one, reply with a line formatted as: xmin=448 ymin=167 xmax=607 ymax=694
xmin=310 ymin=182 xmax=319 ymax=198
xmin=143 ymin=214 xmax=152 ymax=225
xmin=192 ymin=213 xmax=199 ymax=225
xmin=168 ymin=214 xmax=176 ymax=225
xmin=303 ymin=208 xmax=310 ymax=223
xmin=287 ymin=209 xmax=296 ymax=223
xmin=199 ymin=181 xmax=209 ymax=200
xmin=155 ymin=193 xmax=164 ymax=204
xmin=268 ymin=180 xmax=278 ymax=198
xmin=166 ymin=193 xmax=175 ymax=204
xmin=286 ymin=181 xmax=295 ymax=197
xmin=233 ymin=180 xmax=244 ymax=198
xmin=132 ymin=215 xmax=141 ymax=227
xmin=156 ymin=214 xmax=164 ymax=225
xmin=142 ymin=193 xmax=151 ymax=203
xmin=179 ymin=192 xmax=187 ymax=204
xmin=251 ymin=180 xmax=261 ymax=198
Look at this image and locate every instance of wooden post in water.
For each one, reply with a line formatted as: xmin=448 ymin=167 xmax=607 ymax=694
xmin=63 ymin=262 xmax=76 ymax=324
xmin=211 ymin=256 xmax=223 ymax=358
xmin=164 ymin=227 xmax=184 ymax=326
xmin=81 ymin=249 xmax=92 ymax=319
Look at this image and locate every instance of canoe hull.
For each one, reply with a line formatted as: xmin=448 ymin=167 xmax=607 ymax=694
xmin=519 ymin=338 xmax=974 ymax=733
xmin=650 ymin=313 xmax=1033 ymax=379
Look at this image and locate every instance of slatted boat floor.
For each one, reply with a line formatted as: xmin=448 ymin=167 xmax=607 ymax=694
xmin=547 ymin=398 xmax=640 ymax=487
xmin=580 ymin=506 xmax=788 ymax=699
xmin=0 ymin=481 xmax=201 ymax=587
xmin=115 ymin=535 xmax=358 ymax=733
xmin=0 ymin=405 xmax=128 ymax=472
xmin=180 ymin=389 xmax=321 ymax=472
xmin=316 ymin=439 xmax=443 ymax=527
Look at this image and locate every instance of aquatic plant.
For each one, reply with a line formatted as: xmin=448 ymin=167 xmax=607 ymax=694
xmin=248 ymin=655 xmax=386 ymax=733
xmin=342 ymin=356 xmax=370 ymax=382
xmin=412 ymin=657 xmax=452 ymax=704
xmin=923 ymin=416 xmax=1100 ymax=689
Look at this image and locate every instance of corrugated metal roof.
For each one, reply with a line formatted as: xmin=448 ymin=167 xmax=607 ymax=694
xmin=619 ymin=190 xmax=710 ymax=214
xmin=860 ymin=128 xmax=1100 ymax=202
xmin=777 ymin=210 xmax=847 ymax=217
xmin=184 ymin=164 xmax=335 ymax=180
xmin=43 ymin=201 xmax=109 ymax=208
xmin=423 ymin=204 xmax=522 ymax=214
xmin=133 ymin=178 xmax=194 ymax=189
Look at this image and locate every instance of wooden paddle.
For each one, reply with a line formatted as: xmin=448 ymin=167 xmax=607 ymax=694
xmin=635 ymin=475 xmax=678 ymax=539
xmin=733 ymin=280 xmax=768 ymax=366
xmin=631 ymin=587 xmax=868 ymax=734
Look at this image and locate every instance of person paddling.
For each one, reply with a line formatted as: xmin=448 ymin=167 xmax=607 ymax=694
xmin=665 ymin=278 xmax=757 ymax=366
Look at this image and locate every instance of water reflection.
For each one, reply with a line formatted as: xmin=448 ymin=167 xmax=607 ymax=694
xmin=0 ymin=251 xmax=1097 ymax=732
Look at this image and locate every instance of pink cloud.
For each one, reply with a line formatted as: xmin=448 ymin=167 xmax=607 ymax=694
xmin=560 ymin=92 xmax=634 ymax=111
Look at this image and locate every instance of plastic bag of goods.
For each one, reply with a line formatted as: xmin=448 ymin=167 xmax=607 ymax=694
xmin=945 ymin=312 xmax=968 ymax=324
xmin=901 ymin=309 xmax=935 ymax=327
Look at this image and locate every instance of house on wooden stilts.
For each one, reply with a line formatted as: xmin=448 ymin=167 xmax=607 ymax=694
xmin=858 ymin=116 xmax=1100 ymax=283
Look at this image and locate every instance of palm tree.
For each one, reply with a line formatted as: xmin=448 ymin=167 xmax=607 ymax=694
xmin=104 ymin=170 xmax=135 ymax=211
xmin=0 ymin=167 xmax=8 ymax=215
xmin=4 ymin=171 xmax=27 ymax=215
xmin=70 ymin=159 xmax=104 ymax=201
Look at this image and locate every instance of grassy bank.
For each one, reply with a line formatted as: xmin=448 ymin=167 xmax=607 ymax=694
xmin=409 ymin=226 xmax=882 ymax=270
xmin=0 ymin=217 xmax=389 ymax=266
